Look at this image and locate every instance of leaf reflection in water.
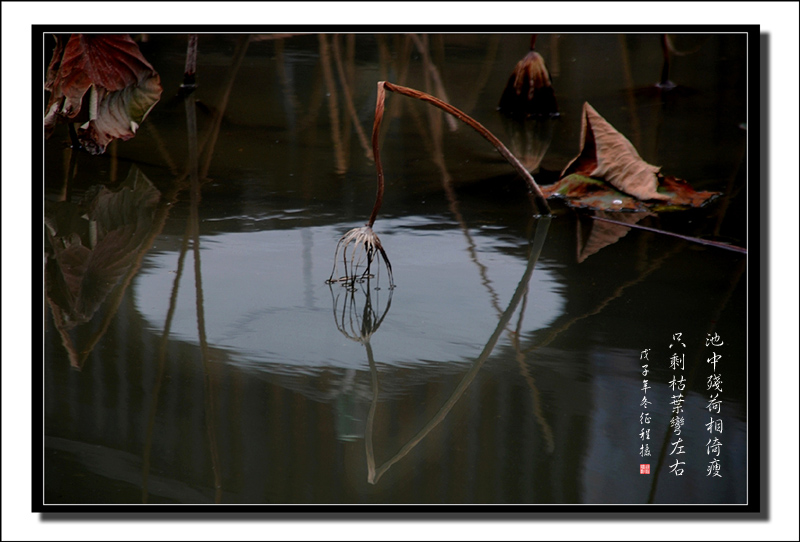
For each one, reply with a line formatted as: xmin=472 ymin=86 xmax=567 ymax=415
xmin=576 ymin=210 xmax=653 ymax=263
xmin=44 ymin=166 xmax=162 ymax=369
xmin=365 ymin=216 xmax=550 ymax=485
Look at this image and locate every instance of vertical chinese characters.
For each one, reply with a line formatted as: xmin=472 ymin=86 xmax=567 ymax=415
xmin=705 ymin=333 xmax=724 ymax=477
xmin=668 ymin=333 xmax=686 ymax=476
xmin=639 ymin=349 xmax=652 ymax=459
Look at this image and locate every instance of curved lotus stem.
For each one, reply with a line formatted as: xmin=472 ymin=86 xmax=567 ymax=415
xmin=375 ymin=81 xmax=552 ymax=217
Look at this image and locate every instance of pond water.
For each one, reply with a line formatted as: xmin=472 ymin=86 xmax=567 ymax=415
xmin=43 ymin=33 xmax=750 ymax=505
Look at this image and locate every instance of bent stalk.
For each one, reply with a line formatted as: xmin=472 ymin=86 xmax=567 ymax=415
xmin=375 ymin=81 xmax=552 ymax=216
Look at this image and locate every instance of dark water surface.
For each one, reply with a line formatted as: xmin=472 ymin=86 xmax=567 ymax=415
xmin=43 ymin=33 xmax=750 ymax=505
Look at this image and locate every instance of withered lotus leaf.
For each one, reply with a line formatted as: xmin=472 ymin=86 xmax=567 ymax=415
xmin=44 ymin=34 xmax=162 ymax=154
xmin=541 ymin=174 xmax=650 ymax=212
xmin=544 ymin=102 xmax=721 ymax=211
xmin=561 ymin=102 xmax=668 ymax=201
xmin=542 ymin=173 xmax=720 ymax=213
xmin=655 ymin=175 xmax=721 ymax=209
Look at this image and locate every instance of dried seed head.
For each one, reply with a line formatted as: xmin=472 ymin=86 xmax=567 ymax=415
xmin=498 ymin=50 xmax=558 ymax=118
xmin=327 ymin=225 xmax=394 ymax=290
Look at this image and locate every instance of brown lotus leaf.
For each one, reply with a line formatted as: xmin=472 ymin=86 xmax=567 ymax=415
xmin=656 ymin=175 xmax=721 ymax=208
xmin=540 ymin=174 xmax=650 ymax=212
xmin=561 ymin=102 xmax=669 ymax=201
xmin=541 ymin=172 xmax=720 ymax=212
xmin=44 ymin=34 xmax=162 ymax=154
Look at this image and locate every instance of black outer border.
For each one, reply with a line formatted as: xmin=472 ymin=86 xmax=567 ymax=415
xmin=35 ymin=24 xmax=764 ymax=518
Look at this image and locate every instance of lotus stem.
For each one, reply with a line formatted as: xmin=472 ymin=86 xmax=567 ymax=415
xmin=376 ymin=81 xmax=551 ymax=216
xmin=367 ymin=82 xmax=388 ymax=228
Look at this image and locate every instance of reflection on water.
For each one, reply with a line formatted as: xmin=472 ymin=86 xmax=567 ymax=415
xmin=44 ymin=167 xmax=164 ymax=369
xmin=133 ymin=218 xmax=564 ymax=373
xmin=44 ymin=33 xmax=749 ymax=505
xmin=366 ymin=217 xmax=551 ymax=485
